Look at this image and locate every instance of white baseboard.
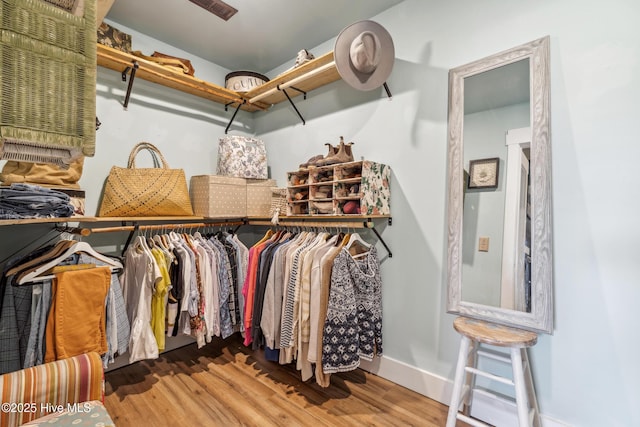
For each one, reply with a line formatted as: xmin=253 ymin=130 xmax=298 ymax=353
xmin=359 ymin=356 xmax=571 ymax=427
xmin=105 ymin=334 xmax=196 ymax=372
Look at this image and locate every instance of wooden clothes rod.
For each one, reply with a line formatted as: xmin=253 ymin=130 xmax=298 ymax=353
xmin=55 ymin=225 xmax=92 ymax=236
xmin=90 ymin=221 xmax=245 ymax=234
xmin=248 ymin=61 xmax=336 ymax=104
xmin=248 ymin=219 xmax=372 ymax=229
xmin=248 ymin=218 xmax=392 ymax=258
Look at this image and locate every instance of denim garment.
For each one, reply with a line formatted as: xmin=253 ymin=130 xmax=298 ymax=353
xmin=0 ymin=183 xmax=74 ymax=219
xmin=0 ymin=245 xmax=56 ymax=374
xmin=23 ymin=283 xmax=51 ymax=368
xmin=23 ymin=255 xmax=76 ymax=368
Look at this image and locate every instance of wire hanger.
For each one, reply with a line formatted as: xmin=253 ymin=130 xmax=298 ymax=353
xmin=18 ymin=240 xmax=123 ymax=284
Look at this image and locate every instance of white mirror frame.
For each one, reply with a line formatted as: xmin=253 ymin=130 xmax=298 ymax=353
xmin=446 ymin=36 xmax=553 ymax=334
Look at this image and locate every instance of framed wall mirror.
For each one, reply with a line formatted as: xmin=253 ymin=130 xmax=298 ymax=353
xmin=446 ymin=36 xmax=553 ymax=334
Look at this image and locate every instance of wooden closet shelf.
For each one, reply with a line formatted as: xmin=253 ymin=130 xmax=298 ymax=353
xmin=0 ymin=216 xmax=241 ymax=227
xmin=244 ymin=51 xmax=341 ymax=106
xmin=96 ymin=44 xmax=268 ymax=112
xmin=0 ymin=217 xmax=78 ymax=226
xmin=0 ymin=215 xmax=390 ymax=227
xmin=254 ymin=215 xmax=392 ymax=220
xmin=97 ymin=46 xmax=343 ymax=113
xmin=78 ymin=216 xmax=240 ymax=223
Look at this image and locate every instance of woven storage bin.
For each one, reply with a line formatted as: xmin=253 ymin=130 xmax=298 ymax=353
xmin=190 ymin=175 xmax=247 ymax=217
xmin=246 ymin=178 xmax=276 ymax=217
xmin=97 ymin=22 xmax=132 ymax=53
xmin=43 ymin=0 xmax=82 ymax=14
xmin=0 ymin=0 xmax=97 ymax=164
xmin=270 ymin=188 xmax=288 ymax=217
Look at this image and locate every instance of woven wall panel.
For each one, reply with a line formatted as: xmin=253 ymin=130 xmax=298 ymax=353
xmin=0 ymin=0 xmax=96 ymax=165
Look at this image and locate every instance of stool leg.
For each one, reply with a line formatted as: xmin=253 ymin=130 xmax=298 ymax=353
xmin=511 ymin=347 xmax=530 ymax=426
xmin=446 ymin=335 xmax=471 ymax=427
xmin=462 ymin=340 xmax=479 ymax=416
xmin=522 ymin=349 xmax=541 ymax=427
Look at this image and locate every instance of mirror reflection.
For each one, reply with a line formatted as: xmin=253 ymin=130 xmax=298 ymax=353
xmin=461 ymin=59 xmax=531 ymax=312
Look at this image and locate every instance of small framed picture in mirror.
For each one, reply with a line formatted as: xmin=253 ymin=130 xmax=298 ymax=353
xmin=468 ymin=157 xmax=499 ymax=189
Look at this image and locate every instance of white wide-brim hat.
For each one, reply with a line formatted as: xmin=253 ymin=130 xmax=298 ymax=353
xmin=334 ymin=20 xmax=395 ymax=91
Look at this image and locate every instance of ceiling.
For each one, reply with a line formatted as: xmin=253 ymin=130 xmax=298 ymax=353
xmin=105 ymin=0 xmax=403 ymax=72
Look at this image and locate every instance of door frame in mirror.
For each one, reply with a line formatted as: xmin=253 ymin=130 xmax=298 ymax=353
xmin=446 ymin=36 xmax=553 ymax=334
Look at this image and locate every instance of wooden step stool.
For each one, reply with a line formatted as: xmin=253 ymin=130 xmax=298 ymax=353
xmin=446 ymin=317 xmax=541 ymax=427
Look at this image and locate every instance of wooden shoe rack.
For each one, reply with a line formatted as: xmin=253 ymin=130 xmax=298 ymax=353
xmin=286 ymin=160 xmax=391 ymax=216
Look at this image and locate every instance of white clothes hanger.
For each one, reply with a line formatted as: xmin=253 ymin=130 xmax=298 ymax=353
xmin=169 ymin=231 xmax=183 ymax=243
xmin=152 ymin=234 xmax=167 ymax=249
xmin=345 ymin=232 xmax=372 ymax=258
xmin=18 ymin=240 xmax=123 ymax=284
xmin=152 ymin=234 xmax=175 ymax=263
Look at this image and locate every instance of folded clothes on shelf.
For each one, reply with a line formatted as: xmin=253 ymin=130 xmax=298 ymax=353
xmin=0 ymin=183 xmax=75 ymax=219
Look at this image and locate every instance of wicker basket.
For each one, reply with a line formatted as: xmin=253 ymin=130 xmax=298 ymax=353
xmin=0 ymin=0 xmax=97 ymax=165
xmin=43 ymin=0 xmax=81 ymax=14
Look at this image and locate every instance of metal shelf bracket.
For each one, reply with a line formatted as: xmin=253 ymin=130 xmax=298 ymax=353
xmin=280 ymin=85 xmax=306 ymax=125
xmin=224 ymin=100 xmax=246 ymax=134
xmin=121 ymin=61 xmax=139 ymax=109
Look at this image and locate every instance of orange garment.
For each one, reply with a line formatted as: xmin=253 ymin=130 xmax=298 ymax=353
xmin=44 ymin=267 xmax=111 ymax=362
xmin=242 ymin=230 xmax=278 ymax=346
xmin=242 ymin=240 xmax=269 ymax=345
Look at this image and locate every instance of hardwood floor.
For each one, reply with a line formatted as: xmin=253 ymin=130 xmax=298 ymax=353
xmin=104 ymin=333 xmax=470 ymax=426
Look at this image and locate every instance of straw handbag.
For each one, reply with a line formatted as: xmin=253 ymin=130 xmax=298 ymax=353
xmin=98 ymin=142 xmax=194 ymax=217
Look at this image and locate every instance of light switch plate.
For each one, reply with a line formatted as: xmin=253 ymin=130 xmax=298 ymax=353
xmin=479 ymin=237 xmax=489 ymax=252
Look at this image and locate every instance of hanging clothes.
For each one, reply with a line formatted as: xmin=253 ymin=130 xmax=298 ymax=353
xmin=150 ymin=246 xmax=171 ymax=352
xmin=259 ymin=232 xmax=295 ymax=351
xmin=297 ymin=233 xmax=337 ymax=381
xmin=242 ymin=229 xmax=275 ymax=347
xmin=314 ymin=237 xmax=345 ymax=387
xmin=116 ymin=228 xmax=247 ymax=361
xmin=209 ymin=235 xmax=234 ymax=339
xmin=166 ymin=244 xmax=184 ymax=337
xmin=121 ymin=236 xmax=161 ymax=363
xmin=44 ymin=267 xmax=111 ymax=362
xmin=321 ymin=246 xmax=383 ymax=374
xmin=251 ymin=231 xmax=291 ymax=350
xmin=231 ymin=234 xmax=249 ymax=333
xmin=279 ymin=231 xmax=317 ymax=362
xmin=0 ymin=240 xmax=129 ymax=373
xmin=242 ymin=227 xmax=383 ymax=387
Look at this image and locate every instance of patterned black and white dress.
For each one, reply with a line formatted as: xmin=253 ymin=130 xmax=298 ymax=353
xmin=321 ymin=246 xmax=383 ymax=374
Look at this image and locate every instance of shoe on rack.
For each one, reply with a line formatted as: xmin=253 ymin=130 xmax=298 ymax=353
xmin=301 ymin=142 xmax=338 ymax=169
xmin=344 ymin=141 xmax=355 ymax=162
xmin=299 ymin=154 xmax=323 ymax=169
xmin=316 ymin=137 xmax=354 ymax=166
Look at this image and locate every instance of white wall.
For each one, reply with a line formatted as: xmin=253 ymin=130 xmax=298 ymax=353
xmin=255 ymin=1 xmax=640 ymax=426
